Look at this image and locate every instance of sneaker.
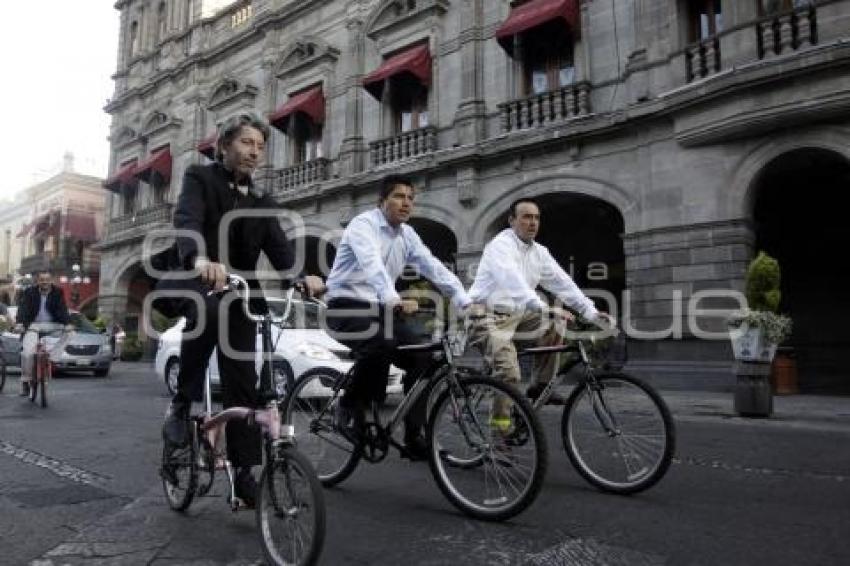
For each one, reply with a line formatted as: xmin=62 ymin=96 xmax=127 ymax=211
xmin=402 ymin=433 xmax=429 ymax=462
xmin=526 ymin=383 xmax=566 ymax=405
xmin=234 ymin=468 xmax=258 ymax=508
xmin=162 ymin=399 xmax=190 ymax=447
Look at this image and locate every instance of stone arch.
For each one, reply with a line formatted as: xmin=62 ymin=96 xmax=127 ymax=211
xmin=207 ymin=76 xmax=258 ymax=111
xmin=724 ymin=127 xmax=850 ymax=220
xmin=114 ymin=126 xmax=138 ymax=147
xmin=469 ymin=174 xmax=638 ymax=245
xmin=284 ymin=222 xmax=341 ymax=278
xmin=407 ymin=199 xmax=464 ymax=246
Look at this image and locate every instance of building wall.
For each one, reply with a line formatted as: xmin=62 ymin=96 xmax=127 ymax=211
xmin=101 ymin=0 xmax=850 ymax=390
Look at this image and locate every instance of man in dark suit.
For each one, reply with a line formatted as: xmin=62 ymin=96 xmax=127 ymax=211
xmin=157 ymin=112 xmax=322 ymax=507
xmin=16 ymin=271 xmax=71 ymax=396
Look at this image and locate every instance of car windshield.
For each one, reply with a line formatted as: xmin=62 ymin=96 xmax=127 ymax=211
xmin=71 ymin=313 xmax=100 ymax=334
xmin=268 ymin=301 xmax=321 ymax=329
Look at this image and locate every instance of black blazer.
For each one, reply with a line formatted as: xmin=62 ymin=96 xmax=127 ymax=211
xmin=18 ymin=285 xmax=71 ymax=329
xmin=153 ymin=162 xmax=299 ymax=314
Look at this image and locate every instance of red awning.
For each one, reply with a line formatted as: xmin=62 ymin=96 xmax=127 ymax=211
xmin=197 ymin=133 xmax=217 ymax=160
xmin=62 ymin=211 xmax=98 ymax=243
xmin=495 ymin=0 xmax=580 ymax=54
xmin=135 ymin=148 xmax=172 ymax=185
xmin=30 ymin=211 xmax=60 ymax=240
xmin=269 ymin=86 xmax=326 ymax=131
xmin=363 ymin=43 xmax=432 ymax=100
xmin=102 ymin=160 xmax=138 ymax=192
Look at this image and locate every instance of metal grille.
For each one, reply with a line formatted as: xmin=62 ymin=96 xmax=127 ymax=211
xmin=65 ymin=345 xmax=99 ymax=356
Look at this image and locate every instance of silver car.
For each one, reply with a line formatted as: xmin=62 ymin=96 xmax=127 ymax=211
xmin=46 ymin=312 xmax=112 ymax=377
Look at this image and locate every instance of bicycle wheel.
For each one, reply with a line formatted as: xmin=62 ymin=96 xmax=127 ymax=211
xmin=195 ymin=428 xmax=216 ymax=497
xmin=562 ymin=372 xmax=675 ymax=494
xmin=1 ymin=360 xmax=6 ymax=393
xmin=257 ymin=446 xmax=326 ymax=566
xmin=284 ymin=368 xmax=361 ymax=486
xmin=428 ymin=374 xmax=547 ymax=521
xmin=161 ymin=427 xmax=198 ymax=511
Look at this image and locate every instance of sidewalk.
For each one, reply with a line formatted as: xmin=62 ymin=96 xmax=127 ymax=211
xmin=660 ymin=389 xmax=850 ymax=433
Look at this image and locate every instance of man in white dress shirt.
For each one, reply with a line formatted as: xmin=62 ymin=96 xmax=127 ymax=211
xmin=468 ymin=198 xmax=613 ymax=421
xmin=324 ymin=175 xmax=471 ymax=459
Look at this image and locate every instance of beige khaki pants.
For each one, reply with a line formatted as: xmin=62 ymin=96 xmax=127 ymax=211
xmin=468 ymin=305 xmax=561 ymax=420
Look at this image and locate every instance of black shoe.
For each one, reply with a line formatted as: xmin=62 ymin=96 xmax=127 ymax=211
xmin=162 ymin=399 xmax=190 ymax=447
xmin=335 ymin=401 xmax=364 ymax=444
xmin=234 ymin=468 xmax=258 ymax=509
xmin=402 ymin=433 xmax=429 ymax=462
xmin=526 ymin=383 xmax=566 ymax=405
xmin=19 ymin=382 xmax=30 ymax=397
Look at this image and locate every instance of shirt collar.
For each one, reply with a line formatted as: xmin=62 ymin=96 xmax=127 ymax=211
xmin=374 ymin=208 xmax=402 ymax=236
xmin=506 ymin=228 xmax=534 ymax=250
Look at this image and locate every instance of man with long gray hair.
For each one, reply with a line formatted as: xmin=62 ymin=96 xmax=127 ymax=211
xmin=154 ymin=112 xmax=323 ymax=507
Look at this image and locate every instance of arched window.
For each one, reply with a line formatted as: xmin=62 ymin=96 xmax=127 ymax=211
xmin=156 ymin=2 xmax=167 ymax=43
xmin=128 ymin=20 xmax=139 ymax=58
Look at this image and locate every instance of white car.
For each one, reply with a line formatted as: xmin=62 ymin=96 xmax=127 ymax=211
xmin=154 ymin=297 xmax=403 ymax=398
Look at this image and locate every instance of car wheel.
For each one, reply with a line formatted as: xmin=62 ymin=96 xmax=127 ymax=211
xmin=165 ymin=357 xmax=180 ymax=396
xmin=95 ymin=367 xmax=110 ymax=378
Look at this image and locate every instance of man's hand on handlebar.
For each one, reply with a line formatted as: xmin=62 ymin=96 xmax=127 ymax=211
xmin=194 ymin=257 xmax=227 ymax=291
xmin=590 ymin=311 xmax=616 ymax=330
xmin=391 ymin=298 xmax=419 ymax=316
xmin=300 ymin=275 xmax=325 ymax=298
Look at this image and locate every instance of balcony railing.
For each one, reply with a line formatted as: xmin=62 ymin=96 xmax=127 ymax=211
xmin=19 ymin=255 xmax=98 ymax=277
xmin=686 ymin=37 xmax=721 ymax=82
xmin=260 ymin=159 xmax=330 ymax=200
xmin=108 ymin=203 xmax=173 ymax=237
xmin=369 ymin=126 xmax=437 ymax=167
xmin=499 ymin=82 xmax=591 ymax=132
xmin=757 ymin=6 xmax=817 ymax=59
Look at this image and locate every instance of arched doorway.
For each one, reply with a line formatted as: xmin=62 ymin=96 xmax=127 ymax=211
xmin=408 ymin=217 xmax=458 ymax=267
xmin=752 ymin=148 xmax=850 ymax=393
xmin=300 ymin=235 xmax=337 ymax=280
xmin=115 ymin=262 xmax=158 ymax=359
xmin=485 ymin=193 xmax=625 ymax=314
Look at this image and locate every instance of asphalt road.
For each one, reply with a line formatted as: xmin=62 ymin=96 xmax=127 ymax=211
xmin=1 ymin=363 xmax=848 ymax=565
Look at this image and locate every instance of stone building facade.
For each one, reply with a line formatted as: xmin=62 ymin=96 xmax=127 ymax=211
xmin=100 ymin=0 xmax=850 ymax=392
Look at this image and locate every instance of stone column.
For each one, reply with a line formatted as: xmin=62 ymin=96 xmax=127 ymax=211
xmin=338 ymin=18 xmax=367 ymax=177
xmin=453 ymin=0 xmax=487 ymax=146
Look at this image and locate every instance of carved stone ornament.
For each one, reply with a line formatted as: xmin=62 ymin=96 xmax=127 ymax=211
xmin=275 ymin=37 xmax=340 ymax=79
xmin=365 ymin=0 xmax=450 ymax=40
xmin=207 ymin=77 xmax=259 ymax=111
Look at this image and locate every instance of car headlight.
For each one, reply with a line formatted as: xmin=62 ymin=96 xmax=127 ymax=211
xmin=101 ymin=344 xmax=112 ymax=354
xmin=294 ymin=342 xmax=336 ymax=361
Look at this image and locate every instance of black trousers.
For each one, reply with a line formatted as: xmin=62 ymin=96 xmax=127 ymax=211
xmin=325 ymin=297 xmax=431 ymax=437
xmin=175 ymin=290 xmax=261 ymax=468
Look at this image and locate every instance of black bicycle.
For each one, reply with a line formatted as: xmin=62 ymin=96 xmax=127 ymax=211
xmin=517 ymin=325 xmax=675 ymax=494
xmin=285 ymin=319 xmax=548 ymax=522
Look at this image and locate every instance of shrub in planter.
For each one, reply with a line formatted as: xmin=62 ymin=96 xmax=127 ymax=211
xmin=727 ymin=252 xmax=792 ymax=362
xmin=120 ymin=332 xmax=144 ymax=361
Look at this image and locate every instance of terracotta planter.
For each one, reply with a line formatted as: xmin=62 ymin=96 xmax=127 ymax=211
xmin=771 ymin=348 xmax=799 ymax=395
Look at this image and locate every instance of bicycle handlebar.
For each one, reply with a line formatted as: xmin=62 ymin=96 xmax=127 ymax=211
xmin=209 ymin=273 xmax=324 ymax=323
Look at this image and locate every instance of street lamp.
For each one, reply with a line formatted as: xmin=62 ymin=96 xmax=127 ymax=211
xmin=69 ymin=263 xmax=89 ymax=309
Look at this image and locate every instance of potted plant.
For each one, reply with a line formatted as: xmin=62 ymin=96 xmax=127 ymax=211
xmin=727 ymin=252 xmax=792 ymax=363
xmin=727 ymin=252 xmax=792 ymax=416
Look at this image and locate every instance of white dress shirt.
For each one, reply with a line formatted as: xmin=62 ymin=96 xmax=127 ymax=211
xmin=326 ymin=208 xmax=471 ymax=308
xmin=468 ymin=229 xmax=599 ymax=319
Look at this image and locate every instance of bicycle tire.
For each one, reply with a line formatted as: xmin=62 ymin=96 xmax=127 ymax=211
xmin=427 ymin=374 xmax=548 ymax=522
xmin=161 ymin=427 xmax=198 ymax=511
xmin=284 ymin=368 xmax=361 ymax=487
xmin=257 ymin=446 xmax=326 ymax=566
xmin=1 ymin=360 xmax=6 ymax=393
xmin=561 ymin=371 xmax=675 ymax=495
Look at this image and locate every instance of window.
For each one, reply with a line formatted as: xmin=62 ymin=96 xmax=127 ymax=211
xmin=391 ymin=74 xmax=429 ymax=133
xmin=124 ymin=185 xmax=137 ymax=215
xmin=291 ymin=116 xmax=323 ymax=164
xmin=759 ymin=0 xmax=812 ymax=15
xmin=129 ymin=21 xmax=139 ymax=58
xmin=156 ymin=2 xmax=167 ymax=43
xmin=688 ymin=0 xmax=723 ymax=42
xmin=520 ymin=20 xmax=575 ymax=96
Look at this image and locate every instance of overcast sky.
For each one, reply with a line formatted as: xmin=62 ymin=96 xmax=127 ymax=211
xmin=0 ymin=2 xmax=122 ymax=201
